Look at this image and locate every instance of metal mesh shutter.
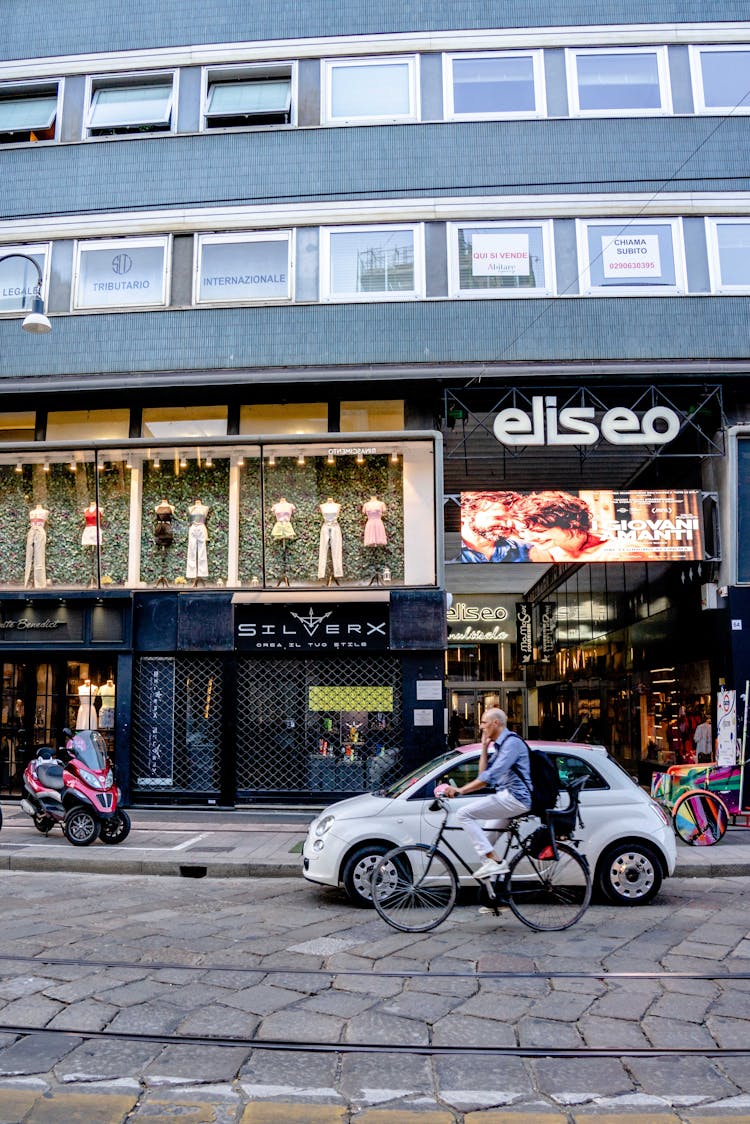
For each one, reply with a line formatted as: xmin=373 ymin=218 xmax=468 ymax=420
xmin=236 ymin=655 xmax=402 ymax=798
xmin=131 ymin=656 xmax=223 ymax=794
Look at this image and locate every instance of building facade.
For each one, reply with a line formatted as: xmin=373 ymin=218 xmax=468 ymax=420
xmin=1 ymin=1 xmax=750 ymax=801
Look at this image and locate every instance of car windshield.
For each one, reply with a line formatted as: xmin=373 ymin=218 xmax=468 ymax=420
xmin=382 ymin=749 xmax=461 ymax=797
xmin=68 ymin=731 xmax=108 ymax=771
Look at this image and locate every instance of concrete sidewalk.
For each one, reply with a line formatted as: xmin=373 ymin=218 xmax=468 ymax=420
xmin=2 ymin=801 xmax=750 ymax=878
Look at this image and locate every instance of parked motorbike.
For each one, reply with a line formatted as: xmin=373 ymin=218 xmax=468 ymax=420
xmin=21 ymin=728 xmax=130 ymax=847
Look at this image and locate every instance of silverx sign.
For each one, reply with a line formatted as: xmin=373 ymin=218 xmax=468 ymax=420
xmin=493 ymin=396 xmax=681 ymax=447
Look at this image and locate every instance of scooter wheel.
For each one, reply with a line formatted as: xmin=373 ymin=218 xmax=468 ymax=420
xmin=100 ymin=810 xmax=131 ymax=845
xmin=63 ymin=807 xmax=99 ymax=847
xmin=33 ymin=813 xmax=55 ymax=834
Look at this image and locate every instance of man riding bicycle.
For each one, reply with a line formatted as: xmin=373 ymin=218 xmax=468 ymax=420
xmin=441 ymin=707 xmax=531 ymax=880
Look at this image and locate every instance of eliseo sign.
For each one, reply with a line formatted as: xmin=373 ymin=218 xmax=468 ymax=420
xmin=493 ymin=396 xmax=681 ymax=448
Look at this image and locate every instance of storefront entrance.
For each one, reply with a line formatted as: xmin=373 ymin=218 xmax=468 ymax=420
xmin=448 ymin=684 xmax=526 ymax=746
xmin=0 ymin=656 xmax=118 ymax=794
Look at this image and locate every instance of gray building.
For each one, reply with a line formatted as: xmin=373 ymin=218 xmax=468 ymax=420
xmin=0 ymin=1 xmax=749 ymax=802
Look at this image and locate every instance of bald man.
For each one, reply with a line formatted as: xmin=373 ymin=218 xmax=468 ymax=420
xmin=442 ymin=707 xmax=532 ymax=880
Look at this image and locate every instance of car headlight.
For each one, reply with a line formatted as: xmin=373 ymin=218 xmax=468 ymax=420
xmin=315 ymin=815 xmax=335 ymax=838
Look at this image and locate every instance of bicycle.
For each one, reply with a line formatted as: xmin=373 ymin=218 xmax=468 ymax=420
xmin=370 ymin=778 xmax=591 ymax=933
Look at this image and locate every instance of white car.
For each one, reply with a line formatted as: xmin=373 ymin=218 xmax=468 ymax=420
xmin=303 ymin=741 xmax=676 ymax=908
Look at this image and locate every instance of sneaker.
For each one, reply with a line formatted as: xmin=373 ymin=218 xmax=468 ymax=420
xmin=474 ymin=857 xmax=509 ymax=880
xmin=478 ymin=904 xmax=498 ymax=916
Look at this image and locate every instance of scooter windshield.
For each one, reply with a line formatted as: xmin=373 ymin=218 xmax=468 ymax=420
xmin=67 ymin=732 xmax=108 ymax=771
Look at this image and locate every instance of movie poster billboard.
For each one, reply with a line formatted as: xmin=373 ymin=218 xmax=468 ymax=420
xmin=461 ymin=489 xmax=703 ymax=564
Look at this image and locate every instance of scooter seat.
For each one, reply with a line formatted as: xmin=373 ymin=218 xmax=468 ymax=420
xmin=36 ymin=762 xmax=64 ymax=789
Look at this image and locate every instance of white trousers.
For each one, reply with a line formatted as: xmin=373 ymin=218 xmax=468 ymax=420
xmin=456 ymin=789 xmax=530 ymax=857
xmin=186 ymin=524 xmax=208 ymax=578
xmin=318 ymin=521 xmax=343 ymax=578
xmin=24 ymin=525 xmax=47 ymax=588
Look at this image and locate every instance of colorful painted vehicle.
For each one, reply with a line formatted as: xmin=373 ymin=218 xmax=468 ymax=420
xmin=650 ymin=762 xmax=742 ymax=845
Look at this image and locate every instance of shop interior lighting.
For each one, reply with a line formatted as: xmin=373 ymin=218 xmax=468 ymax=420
xmin=356 ymin=451 xmax=364 ymax=464
xmin=326 ymin=453 xmax=335 ymax=465
xmin=69 ymin=460 xmax=77 ymax=472
xmin=267 ymin=454 xmax=276 ymax=467
xmin=125 ymin=456 xmax=133 ymax=470
xmin=390 ymin=450 xmax=399 ymax=463
xmin=14 ymin=461 xmax=22 ymax=473
xmin=297 ymin=453 xmax=305 ymax=465
xmin=237 ymin=455 xmax=245 ymax=467
xmin=179 ymin=454 xmax=188 ymax=468
xmin=205 ymin=454 xmax=213 ymax=468
xmin=152 ymin=455 xmax=160 ymax=469
xmin=43 ymin=462 xmax=50 ymax=473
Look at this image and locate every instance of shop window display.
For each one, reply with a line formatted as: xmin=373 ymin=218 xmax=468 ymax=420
xmin=140 ymin=453 xmax=230 ymax=587
xmin=254 ymin=451 xmax=404 ymax=587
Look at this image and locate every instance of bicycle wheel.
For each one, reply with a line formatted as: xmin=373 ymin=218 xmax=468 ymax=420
xmin=371 ymin=844 xmax=458 ymax=933
xmin=506 ymin=841 xmax=591 ymax=931
xmin=672 ymin=789 xmax=728 ymax=846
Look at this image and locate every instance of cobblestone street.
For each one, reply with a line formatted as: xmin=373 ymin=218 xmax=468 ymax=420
xmin=0 ymin=870 xmax=747 ymax=1119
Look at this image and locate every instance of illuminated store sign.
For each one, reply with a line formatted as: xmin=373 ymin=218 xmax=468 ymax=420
xmin=236 ymin=602 xmax=389 ymax=651
xmin=447 ymin=597 xmax=515 ymax=642
xmin=493 ymin=396 xmax=680 ymax=447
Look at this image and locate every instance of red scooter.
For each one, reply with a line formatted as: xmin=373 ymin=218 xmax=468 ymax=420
xmin=21 ymin=728 xmax=131 ymax=847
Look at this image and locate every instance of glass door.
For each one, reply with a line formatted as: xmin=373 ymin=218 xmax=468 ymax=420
xmin=448 ymin=686 xmax=527 ymax=745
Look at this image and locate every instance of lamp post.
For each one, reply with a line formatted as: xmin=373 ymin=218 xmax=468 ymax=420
xmin=0 ymin=253 xmax=52 ymax=333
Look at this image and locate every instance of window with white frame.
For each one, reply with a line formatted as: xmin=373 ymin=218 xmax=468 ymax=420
xmin=321 ymin=225 xmax=423 ymax=300
xmin=706 ymin=219 xmax=750 ymax=290
xmin=203 ymin=64 xmax=293 ymax=128
xmin=444 ymin=51 xmax=545 ymax=119
xmin=195 ymin=233 xmax=293 ymax=304
xmin=85 ymin=74 xmax=175 ymax=136
xmin=74 ymin=237 xmax=171 ymax=309
xmin=690 ymin=45 xmax=750 ymax=113
xmin=0 ymin=243 xmax=50 ymax=314
xmin=567 ymin=48 xmax=671 ymax=115
xmin=0 ymin=83 xmax=59 ymax=144
xmin=323 ymin=57 xmax=418 ymax=124
xmin=448 ymin=222 xmax=554 ymax=296
xmin=577 ymin=219 xmax=684 ymax=294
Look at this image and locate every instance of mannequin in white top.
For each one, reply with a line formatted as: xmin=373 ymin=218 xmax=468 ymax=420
xmin=186 ymin=499 xmax=209 ymax=581
xmin=25 ymin=504 xmax=50 ymax=588
xmin=76 ymin=680 xmax=99 ymax=730
xmin=98 ymin=678 xmax=116 ymax=730
xmin=318 ymin=497 xmax=343 ymax=580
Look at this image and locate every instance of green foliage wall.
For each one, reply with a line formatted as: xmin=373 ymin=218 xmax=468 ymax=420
xmin=140 ymin=458 xmax=230 ymax=585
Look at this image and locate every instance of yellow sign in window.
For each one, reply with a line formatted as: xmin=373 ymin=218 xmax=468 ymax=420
xmin=308 ymin=686 xmax=394 ymax=712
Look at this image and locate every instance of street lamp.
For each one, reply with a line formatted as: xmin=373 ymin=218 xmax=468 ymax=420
xmin=0 ymin=253 xmax=51 ymax=333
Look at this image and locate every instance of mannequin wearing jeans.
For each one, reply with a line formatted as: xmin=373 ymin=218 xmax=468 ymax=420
xmin=318 ymin=498 xmax=343 ymax=579
xmin=186 ymin=500 xmax=209 ymax=581
xmin=24 ymin=505 xmax=49 ymax=588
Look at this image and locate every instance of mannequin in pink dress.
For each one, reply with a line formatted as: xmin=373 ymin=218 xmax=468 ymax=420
xmin=362 ymin=496 xmax=387 ymax=546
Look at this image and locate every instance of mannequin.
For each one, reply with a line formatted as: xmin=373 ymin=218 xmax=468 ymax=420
xmin=24 ymin=504 xmax=49 ymax=589
xmin=318 ymin=498 xmax=343 ymax=581
xmin=98 ymin=678 xmax=115 ymax=730
xmin=186 ymin=498 xmax=209 ymax=583
xmin=362 ymin=495 xmax=388 ymax=546
xmin=76 ymin=679 xmax=98 ymax=731
xmin=81 ymin=502 xmax=102 ymax=547
xmin=154 ymin=499 xmax=175 ymax=546
xmin=271 ymin=498 xmax=296 ymax=539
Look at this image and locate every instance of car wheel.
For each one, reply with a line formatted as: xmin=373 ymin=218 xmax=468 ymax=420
xmin=342 ymin=844 xmax=399 ymax=907
xmin=595 ymin=841 xmax=663 ymax=906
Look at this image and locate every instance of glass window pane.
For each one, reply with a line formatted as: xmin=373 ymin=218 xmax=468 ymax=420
xmin=239 ymin=403 xmax=328 ymax=435
xmin=716 ymin=222 xmax=750 ymax=285
xmin=329 ymin=229 xmax=415 ymax=294
xmin=700 ymin=50 xmax=750 ymax=108
xmin=207 ymin=79 xmax=291 ymax=116
xmin=0 ymin=412 xmax=34 ymax=442
xmin=330 ymin=63 xmax=410 ymax=118
xmin=586 ymin=224 xmax=676 ymax=287
xmin=89 ymin=84 xmax=172 ymax=128
xmin=452 ymin=55 xmax=535 ymax=114
xmin=0 ymin=95 xmax=56 ymax=132
xmin=0 ymin=250 xmax=46 ymax=313
xmin=577 ymin=52 xmax=661 ymax=110
xmin=198 ymin=238 xmax=290 ymax=302
xmin=142 ymin=407 xmax=228 ymax=439
xmin=76 ymin=242 xmax=168 ymax=308
xmin=457 ymin=226 xmax=546 ymax=290
xmin=340 ymin=401 xmax=404 ymax=431
xmin=46 ymin=410 xmax=130 ymax=440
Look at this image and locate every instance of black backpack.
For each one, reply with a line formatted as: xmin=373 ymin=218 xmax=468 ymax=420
xmin=513 ymin=740 xmax=562 ymax=823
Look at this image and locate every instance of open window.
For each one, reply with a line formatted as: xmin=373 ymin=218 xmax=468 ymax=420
xmin=85 ymin=74 xmax=175 ymax=137
xmin=0 ymin=83 xmax=58 ymax=144
xmin=203 ymin=64 xmax=293 ymax=128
